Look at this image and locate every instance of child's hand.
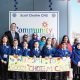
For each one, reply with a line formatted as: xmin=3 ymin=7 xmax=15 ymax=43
xmin=78 ymin=61 xmax=80 ymax=67
xmin=34 ymin=56 xmax=36 ymax=58
xmin=4 ymin=61 xmax=7 ymax=64
xmin=14 ymin=54 xmax=18 ymax=58
xmin=57 ymin=57 xmax=61 ymax=60
xmin=45 ymin=56 xmax=48 ymax=59
xmin=49 ymin=55 xmax=52 ymax=58
xmin=1 ymin=60 xmax=7 ymax=64
xmin=40 ymin=56 xmax=42 ymax=58
xmin=1 ymin=59 xmax=4 ymax=63
xmin=66 ymin=55 xmax=68 ymax=58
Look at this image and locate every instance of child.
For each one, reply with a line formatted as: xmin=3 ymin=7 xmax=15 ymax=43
xmin=31 ymin=41 xmax=41 ymax=57
xmin=57 ymin=41 xmax=71 ymax=57
xmin=56 ymin=41 xmax=71 ymax=80
xmin=39 ymin=36 xmax=46 ymax=50
xmin=22 ymin=41 xmax=30 ymax=56
xmin=0 ymin=35 xmax=11 ymax=80
xmin=42 ymin=38 xmax=56 ymax=57
xmin=19 ymin=34 xmax=28 ymax=48
xmin=51 ymin=38 xmax=58 ymax=48
xmin=42 ymin=38 xmax=56 ymax=80
xmin=71 ymin=43 xmax=80 ymax=80
xmin=22 ymin=41 xmax=30 ymax=80
xmin=72 ymin=38 xmax=79 ymax=51
xmin=31 ymin=41 xmax=41 ymax=80
xmin=11 ymin=39 xmax=22 ymax=80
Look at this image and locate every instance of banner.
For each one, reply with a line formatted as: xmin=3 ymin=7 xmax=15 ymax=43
xmin=9 ymin=11 xmax=59 ymax=41
xmin=8 ymin=56 xmax=71 ymax=72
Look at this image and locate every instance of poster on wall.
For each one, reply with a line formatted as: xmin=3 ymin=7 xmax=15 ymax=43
xmin=69 ymin=0 xmax=80 ymax=44
xmin=9 ymin=11 xmax=59 ymax=41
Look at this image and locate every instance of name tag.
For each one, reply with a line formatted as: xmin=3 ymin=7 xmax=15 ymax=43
xmin=63 ymin=57 xmax=66 ymax=61
xmin=3 ymin=54 xmax=8 ymax=58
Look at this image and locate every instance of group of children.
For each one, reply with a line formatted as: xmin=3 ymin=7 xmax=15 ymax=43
xmin=0 ymin=32 xmax=80 ymax=80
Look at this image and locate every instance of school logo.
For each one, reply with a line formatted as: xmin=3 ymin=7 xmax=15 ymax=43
xmin=52 ymin=13 xmax=56 ymax=17
xmin=12 ymin=13 xmax=17 ymax=17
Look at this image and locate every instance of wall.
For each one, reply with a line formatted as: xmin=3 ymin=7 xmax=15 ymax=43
xmin=0 ymin=0 xmax=68 ymax=41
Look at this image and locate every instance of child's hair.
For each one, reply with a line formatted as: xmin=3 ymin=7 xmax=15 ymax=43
xmin=60 ymin=41 xmax=68 ymax=49
xmin=52 ymin=38 xmax=56 ymax=40
xmin=45 ymin=38 xmax=52 ymax=46
xmin=23 ymin=41 xmax=28 ymax=44
xmin=61 ymin=41 xmax=67 ymax=45
xmin=52 ymin=38 xmax=58 ymax=43
xmin=75 ymin=43 xmax=80 ymax=50
xmin=34 ymin=41 xmax=39 ymax=44
xmin=23 ymin=34 xmax=28 ymax=39
xmin=1 ymin=35 xmax=9 ymax=44
xmin=41 ymin=36 xmax=46 ymax=41
xmin=13 ymin=39 xmax=18 ymax=43
xmin=33 ymin=41 xmax=39 ymax=47
xmin=73 ymin=38 xmax=78 ymax=44
xmin=51 ymin=38 xmax=58 ymax=47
